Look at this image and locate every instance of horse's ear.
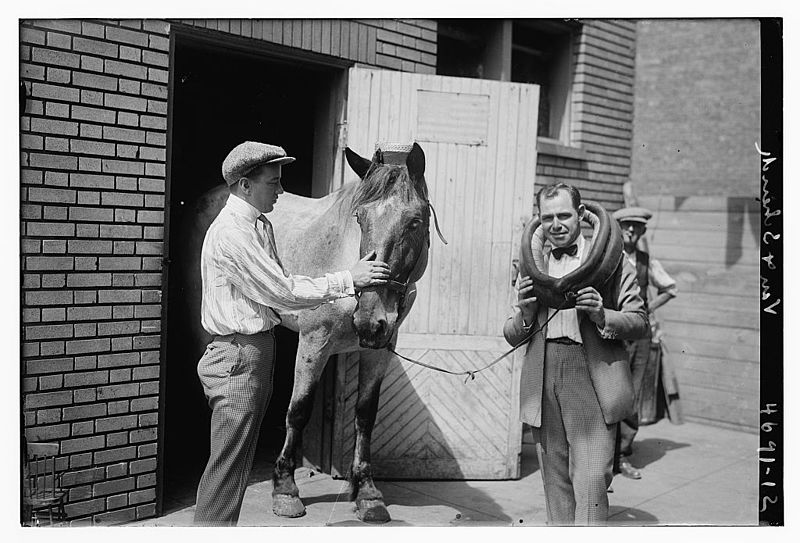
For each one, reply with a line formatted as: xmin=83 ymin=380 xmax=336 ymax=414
xmin=371 ymin=149 xmax=384 ymax=164
xmin=345 ymin=147 xmax=372 ymax=180
xmin=406 ymin=142 xmax=425 ymax=179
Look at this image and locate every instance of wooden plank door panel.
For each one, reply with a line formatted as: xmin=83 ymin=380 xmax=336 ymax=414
xmin=328 ymin=68 xmax=539 ymax=479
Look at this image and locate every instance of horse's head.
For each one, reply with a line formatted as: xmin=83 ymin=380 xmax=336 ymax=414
xmin=346 ymin=143 xmax=431 ymax=349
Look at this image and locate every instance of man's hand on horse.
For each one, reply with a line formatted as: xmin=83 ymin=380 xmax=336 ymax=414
xmin=515 ymin=275 xmax=538 ymax=325
xmin=575 ymin=286 xmax=606 ymax=328
xmin=351 ymin=250 xmax=391 ymax=290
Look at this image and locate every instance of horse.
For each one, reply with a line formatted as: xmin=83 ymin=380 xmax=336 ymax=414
xmin=184 ymin=143 xmax=433 ymax=523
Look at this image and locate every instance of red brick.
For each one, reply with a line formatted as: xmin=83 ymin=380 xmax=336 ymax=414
xmin=134 ymin=273 xmax=161 ymax=287
xmin=113 ymin=240 xmax=136 ymax=254
xmin=67 ymin=305 xmax=113 ymax=321
xmin=81 ymin=55 xmax=104 ymax=72
xmin=32 ymin=47 xmax=80 ymax=68
xmin=62 ymin=435 xmax=106 ymax=454
xmin=66 ymin=273 xmax=112 ymax=288
xmin=23 ymin=308 xmax=41 ymax=323
xmin=30 ymin=118 xmax=80 ymax=138
xmin=39 ymin=373 xmax=64 ymax=390
xmin=73 ymin=36 xmax=119 ymax=57
xmin=94 ymin=445 xmax=136 ymax=464
xmin=64 ymin=371 xmax=109 ymax=388
xmin=21 ymin=25 xmax=46 ymax=45
xmin=22 ymin=134 xmax=44 ymax=150
xmin=95 ymin=414 xmax=138 ymax=433
xmin=132 ymin=365 xmax=160 ymax=381
xmin=74 ymin=355 xmax=97 ymax=370
xmin=75 ymin=223 xmax=99 ymax=236
xmin=145 ymin=132 xmax=166 ymax=146
xmin=105 ymin=93 xmax=148 ymax=112
xmin=99 ymin=224 xmax=142 ymax=239
xmin=41 ymin=274 xmax=67 ymax=288
xmin=41 ymin=307 xmax=66 ymax=321
xmin=74 ymin=291 xmax=97 ymax=304
xmin=105 ymin=58 xmax=148 ymax=80
xmin=130 ymin=396 xmax=158 ymax=412
xmin=129 ymin=487 xmax=155 ymax=505
xmin=94 ymin=505 xmax=136 ymax=525
xmin=61 ymin=466 xmax=105 ymax=487
xmin=136 ymin=503 xmax=157 ymax=520
xmin=25 ymin=256 xmax=74 ymax=271
xmin=74 ymin=389 xmax=96 ymax=407
xmin=42 ymin=239 xmax=67 ymax=253
xmin=114 ymin=208 xmax=137 ymax=223
xmin=71 ymin=420 xmax=95 ymax=436
xmin=73 ymin=70 xmax=118 ymax=91
xmin=40 ymin=341 xmax=66 ymax=356
xmin=25 ymin=323 xmax=73 ymax=340
xmin=64 ymin=497 xmax=105 ymax=518
xmin=106 ymin=25 xmax=149 ymax=46
xmin=81 ymin=21 xmax=105 ymax=38
xmin=109 ymin=369 xmax=132 ymax=384
xmin=97 ymin=383 xmax=139 ymax=401
xmin=40 ymin=207 xmax=67 ymax=222
xmin=26 ymin=357 xmax=73 ymax=375
xmin=80 ymin=88 xmax=104 ymax=105
xmin=107 ymin=431 xmax=129 ymax=447
xmin=74 ymin=323 xmax=98 ymax=338
xmin=137 ymin=442 xmax=157 ymax=458
xmin=119 ymin=45 xmax=142 ymax=63
xmin=68 ymin=240 xmax=113 ymax=254
xmin=97 ymin=321 xmax=140 ymax=336
xmin=136 ymin=472 xmax=156 ymax=488
xmin=36 ymin=408 xmax=62 ymax=425
xmin=102 ymin=192 xmax=144 ymax=207
xmin=25 ymin=390 xmax=73 ymax=409
xmin=26 ymin=422 xmax=70 ymax=441
xmin=73 ymin=257 xmax=97 ymax=271
xmin=65 ymin=337 xmax=111 ymax=355
xmin=71 ymin=104 xmax=117 ymax=124
xmin=137 ymin=412 xmax=158 ymax=427
xmin=106 ymin=494 xmax=129 ymax=510
xmin=28 ymin=152 xmax=79 ymax=171
xmin=119 ymin=79 xmax=142 ymax=95
xmin=70 ymin=452 xmax=94 ymax=469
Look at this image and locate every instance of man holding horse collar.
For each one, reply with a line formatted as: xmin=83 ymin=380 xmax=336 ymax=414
xmin=504 ymin=182 xmax=649 ymax=525
xmin=193 ymin=141 xmax=391 ymax=526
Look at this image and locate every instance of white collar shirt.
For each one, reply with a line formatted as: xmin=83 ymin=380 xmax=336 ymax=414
xmin=200 ymin=194 xmax=355 ymax=336
xmin=545 ymin=233 xmax=586 ymax=343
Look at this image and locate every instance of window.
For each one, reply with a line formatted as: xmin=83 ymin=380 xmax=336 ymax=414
xmin=511 ymin=20 xmax=578 ymax=144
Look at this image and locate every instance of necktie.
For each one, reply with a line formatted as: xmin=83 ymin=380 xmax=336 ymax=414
xmin=257 ymin=216 xmax=287 ymax=275
xmin=552 ymin=244 xmax=579 ymax=260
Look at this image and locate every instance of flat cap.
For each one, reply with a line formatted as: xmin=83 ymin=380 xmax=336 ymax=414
xmin=222 ymin=141 xmax=295 ymax=185
xmin=613 ymin=206 xmax=653 ymax=224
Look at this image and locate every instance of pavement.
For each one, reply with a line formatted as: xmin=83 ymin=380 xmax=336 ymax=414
xmin=130 ymin=419 xmax=758 ymax=527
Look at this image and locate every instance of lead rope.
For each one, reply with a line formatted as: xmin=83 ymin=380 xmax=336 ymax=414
xmin=388 ymin=296 xmax=572 ymax=382
xmin=428 ymin=202 xmax=448 ymax=245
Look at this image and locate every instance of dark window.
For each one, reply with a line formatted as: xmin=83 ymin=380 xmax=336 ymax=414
xmin=512 ymin=20 xmax=579 ymax=143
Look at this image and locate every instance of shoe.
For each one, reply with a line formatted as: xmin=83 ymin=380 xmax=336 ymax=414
xmin=618 ymin=458 xmax=642 ymax=480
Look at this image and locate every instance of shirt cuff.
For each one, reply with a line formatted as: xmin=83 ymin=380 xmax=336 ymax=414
xmin=338 ymin=270 xmax=356 ymax=296
xmin=596 ymin=321 xmax=617 ymax=340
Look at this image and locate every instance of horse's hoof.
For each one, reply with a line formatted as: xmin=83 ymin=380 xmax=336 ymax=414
xmin=272 ymin=494 xmax=306 ymax=518
xmin=356 ymin=499 xmax=391 ymax=523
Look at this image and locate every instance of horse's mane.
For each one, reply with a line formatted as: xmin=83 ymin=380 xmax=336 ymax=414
xmin=349 ymin=164 xmax=429 ymax=215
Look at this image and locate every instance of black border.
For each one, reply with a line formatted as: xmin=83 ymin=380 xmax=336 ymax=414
xmin=757 ymin=17 xmax=783 ymax=527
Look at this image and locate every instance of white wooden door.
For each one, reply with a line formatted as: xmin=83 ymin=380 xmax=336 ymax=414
xmin=330 ymin=67 xmax=539 ymax=479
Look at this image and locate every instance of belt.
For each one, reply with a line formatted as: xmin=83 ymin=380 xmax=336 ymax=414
xmin=546 ymin=337 xmax=581 ymax=345
xmin=213 ymin=329 xmax=274 ymax=343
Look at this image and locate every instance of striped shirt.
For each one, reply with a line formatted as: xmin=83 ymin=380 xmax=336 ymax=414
xmin=200 ymin=193 xmax=355 ymax=336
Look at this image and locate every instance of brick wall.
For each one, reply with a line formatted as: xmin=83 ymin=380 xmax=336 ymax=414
xmin=535 ymin=20 xmax=637 ymax=211
xmin=631 ymin=19 xmax=761 ymax=196
xmin=19 ymin=18 xmax=436 ymax=525
xmin=629 ymin=20 xmax=761 ymax=432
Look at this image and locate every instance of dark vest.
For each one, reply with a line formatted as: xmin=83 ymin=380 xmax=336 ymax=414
xmin=633 ymin=249 xmax=650 ymax=309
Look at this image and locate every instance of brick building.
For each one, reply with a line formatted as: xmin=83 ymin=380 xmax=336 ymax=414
xmin=19 ymin=18 xmax=638 ymax=524
xmin=630 ymin=19 xmax=761 ymax=431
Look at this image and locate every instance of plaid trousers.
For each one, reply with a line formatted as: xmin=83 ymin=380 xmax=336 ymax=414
xmin=533 ymin=340 xmax=616 ymax=525
xmin=194 ymin=330 xmax=275 ymax=526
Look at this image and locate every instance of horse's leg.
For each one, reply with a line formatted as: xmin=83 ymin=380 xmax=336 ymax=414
xmin=349 ymin=348 xmax=391 ymax=523
xmin=271 ymin=336 xmax=331 ymax=518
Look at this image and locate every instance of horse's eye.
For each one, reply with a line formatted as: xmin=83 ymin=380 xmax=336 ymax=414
xmin=408 ymin=219 xmax=422 ymax=229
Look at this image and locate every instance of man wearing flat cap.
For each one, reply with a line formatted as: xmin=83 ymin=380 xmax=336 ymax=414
xmin=193 ymin=141 xmax=390 ymax=525
xmin=612 ymin=206 xmax=678 ymax=481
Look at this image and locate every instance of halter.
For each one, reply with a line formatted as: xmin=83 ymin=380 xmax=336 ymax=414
xmin=355 ymin=201 xmax=447 ymax=315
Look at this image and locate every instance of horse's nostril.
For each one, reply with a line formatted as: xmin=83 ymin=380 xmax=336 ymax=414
xmin=375 ymin=319 xmax=387 ymax=337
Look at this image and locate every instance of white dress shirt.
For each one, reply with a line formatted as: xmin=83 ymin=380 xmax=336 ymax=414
xmin=545 ymin=233 xmax=586 ymax=343
xmin=200 ymin=194 xmax=355 ymax=336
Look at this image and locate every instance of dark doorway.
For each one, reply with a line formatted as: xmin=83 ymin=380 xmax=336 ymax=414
xmin=162 ymin=33 xmax=343 ymax=511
